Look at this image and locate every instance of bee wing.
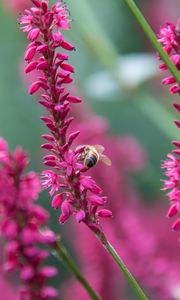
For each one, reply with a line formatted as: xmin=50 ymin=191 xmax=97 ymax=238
xmin=94 ymin=144 xmax=105 ymax=154
xmin=99 ymin=154 xmax=112 ymax=166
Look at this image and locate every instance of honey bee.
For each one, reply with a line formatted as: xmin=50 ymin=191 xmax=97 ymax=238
xmin=79 ymin=145 xmax=112 ymax=168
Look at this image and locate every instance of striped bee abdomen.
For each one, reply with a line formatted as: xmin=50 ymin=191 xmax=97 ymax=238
xmin=84 ymin=152 xmax=98 ymax=168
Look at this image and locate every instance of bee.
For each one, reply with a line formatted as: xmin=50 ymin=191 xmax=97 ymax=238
xmin=79 ymin=145 xmax=112 ymax=169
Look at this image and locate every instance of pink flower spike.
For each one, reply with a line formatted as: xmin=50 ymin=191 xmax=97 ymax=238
xmin=20 ymin=0 xmax=111 ymax=231
xmin=96 ymin=209 xmax=113 ymax=218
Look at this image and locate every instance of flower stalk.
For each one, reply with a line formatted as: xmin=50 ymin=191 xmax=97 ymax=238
xmin=53 ymin=239 xmax=102 ymax=300
xmin=122 ymin=0 xmax=180 ymax=85
xmin=96 ymin=232 xmax=148 ymax=300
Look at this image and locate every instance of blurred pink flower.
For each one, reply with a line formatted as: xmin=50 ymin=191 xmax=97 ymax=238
xmin=0 ymin=137 xmax=58 ymax=299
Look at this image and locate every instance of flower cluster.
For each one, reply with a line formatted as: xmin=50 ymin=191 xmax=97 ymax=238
xmin=0 ymin=137 xmax=58 ymax=299
xmin=158 ymin=20 xmax=180 ymax=94
xmin=19 ymin=0 xmax=112 ymax=233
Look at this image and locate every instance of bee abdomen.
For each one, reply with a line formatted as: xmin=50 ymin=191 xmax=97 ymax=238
xmin=85 ymin=154 xmax=98 ymax=168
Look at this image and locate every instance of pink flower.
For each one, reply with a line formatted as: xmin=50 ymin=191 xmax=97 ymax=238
xmin=20 ymin=0 xmax=112 ymax=234
xmin=0 ymin=137 xmax=58 ymax=300
xmin=157 ymin=20 xmax=180 ymax=94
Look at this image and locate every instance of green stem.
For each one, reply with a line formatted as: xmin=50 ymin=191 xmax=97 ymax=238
xmin=52 ymin=240 xmax=102 ymax=300
xmin=96 ymin=232 xmax=148 ymax=300
xmin=122 ymin=0 xmax=180 ymax=84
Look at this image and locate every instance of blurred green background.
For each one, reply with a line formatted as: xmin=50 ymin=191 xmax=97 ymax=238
xmin=0 ymin=0 xmax=180 ymax=291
